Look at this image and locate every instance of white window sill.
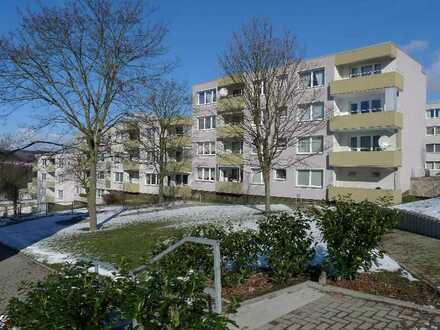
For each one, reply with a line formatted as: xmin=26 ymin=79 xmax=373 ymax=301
xmin=296 ymin=185 xmax=323 ymax=189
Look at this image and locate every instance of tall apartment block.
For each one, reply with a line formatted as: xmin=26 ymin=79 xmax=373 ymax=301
xmin=424 ymin=102 xmax=440 ymax=176
xmin=192 ymin=42 xmax=426 ymax=204
xmin=33 ymin=116 xmax=193 ymax=205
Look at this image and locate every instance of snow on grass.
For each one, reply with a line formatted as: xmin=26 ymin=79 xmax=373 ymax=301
xmin=394 ymin=197 xmax=440 ymax=220
xmin=0 ymin=202 xmax=416 ymax=280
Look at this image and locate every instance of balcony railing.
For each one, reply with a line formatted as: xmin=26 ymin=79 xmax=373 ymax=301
xmin=330 ymin=72 xmax=403 ymax=95
xmin=328 ymin=186 xmax=401 ymax=204
xmin=123 ymin=182 xmax=139 ymax=193
xmin=217 ymin=96 xmax=245 ymax=113
xmin=329 ymin=150 xmax=401 ymax=168
xmin=122 ymin=159 xmax=140 ymax=172
xmin=334 ymin=42 xmax=397 ymax=66
xmin=330 ymin=111 xmax=403 ymax=131
xmin=216 ymin=125 xmax=244 ymax=139
xmin=166 ymin=160 xmax=192 ymax=173
xmin=215 ymin=181 xmax=244 ymax=195
xmin=217 ymin=153 xmax=244 ymax=166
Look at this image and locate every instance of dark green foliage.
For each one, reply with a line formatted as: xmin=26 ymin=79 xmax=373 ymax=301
xmin=258 ymin=211 xmax=314 ymax=282
xmin=7 ymin=262 xmax=233 ymax=329
xmin=7 ymin=263 xmax=120 ymax=330
xmin=313 ymin=198 xmax=399 ymax=279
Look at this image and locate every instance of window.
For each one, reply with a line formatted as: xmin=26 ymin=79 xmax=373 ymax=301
xmin=41 ymin=173 xmax=46 ymax=181
xmin=220 ymin=167 xmax=240 ymax=182
xmin=426 ymin=109 xmax=440 ymax=119
xmin=303 ymin=68 xmax=325 ymax=88
xmin=278 ymin=138 xmax=287 ymax=149
xmin=197 ymin=142 xmax=216 ymax=155
xmin=197 ymin=167 xmax=215 ymax=181
xmin=97 ymin=189 xmax=104 ymax=198
xmin=145 ymin=173 xmax=158 ymax=185
xmin=297 ymin=169 xmax=323 ymax=188
xmin=57 ymin=190 xmax=63 ymax=199
xmin=374 ymin=63 xmax=382 ymax=74
xmin=223 ymin=139 xmax=243 ymax=154
xmin=350 ymin=103 xmax=358 ymax=114
xmin=426 ymin=144 xmax=440 ymax=153
xmin=426 ymin=126 xmax=440 ymax=136
xmin=426 ymin=161 xmax=440 ymax=170
xmin=198 ymin=116 xmax=216 ymax=130
xmin=115 ymin=172 xmax=123 ymax=182
xmin=350 ymin=135 xmax=382 ymax=151
xmin=361 ymin=65 xmax=373 ymax=76
xmin=198 ymin=89 xmax=217 ymax=105
xmin=251 ymin=168 xmax=263 ymax=184
xmin=361 ymin=101 xmax=370 ymax=113
xmin=98 ymin=171 xmax=105 ymax=180
xmin=350 ymin=63 xmax=382 ymax=78
xmin=351 ymin=67 xmax=360 ymax=78
xmin=371 ymin=99 xmax=382 ymax=112
xmin=297 ymin=136 xmax=323 ymax=154
xmin=275 ymin=169 xmax=287 ymax=181
xmin=302 ymin=102 xmax=325 ymax=121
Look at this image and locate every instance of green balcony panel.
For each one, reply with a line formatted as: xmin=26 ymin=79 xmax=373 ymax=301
xmin=122 ymin=160 xmax=140 ymax=172
xmin=46 ymin=180 xmax=55 ymax=189
xmin=168 ymin=136 xmax=192 ymax=148
xmin=46 ymin=164 xmax=56 ymax=173
xmin=216 ymin=125 xmax=244 ymax=139
xmin=163 ymin=186 xmax=192 ymax=199
xmin=217 ymin=153 xmax=244 ymax=166
xmin=46 ymin=195 xmax=55 ymax=203
xmin=335 ymin=43 xmax=397 ymax=66
xmin=123 ymin=182 xmax=139 ymax=193
xmin=166 ymin=160 xmax=192 ymax=173
xmin=329 ymin=151 xmax=401 ymax=168
xmin=330 ymin=72 xmax=403 ymax=95
xmin=217 ymin=96 xmax=245 ymax=113
xmin=330 ymin=111 xmax=403 ymax=131
xmin=217 ymin=75 xmax=243 ymax=87
xmin=328 ymin=186 xmax=402 ymax=205
xmin=215 ymin=182 xmax=245 ymax=195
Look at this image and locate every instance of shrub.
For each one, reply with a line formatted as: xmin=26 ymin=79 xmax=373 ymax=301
xmin=257 ymin=211 xmax=314 ymax=282
xmin=7 ymin=262 xmax=234 ymax=329
xmin=102 ymin=191 xmax=126 ymax=205
xmin=7 ymin=263 xmax=120 ymax=329
xmin=119 ymin=267 xmax=235 ymax=329
xmin=313 ymin=197 xmax=399 ymax=279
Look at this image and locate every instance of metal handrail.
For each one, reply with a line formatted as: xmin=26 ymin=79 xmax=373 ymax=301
xmin=131 ymin=236 xmax=222 ymax=314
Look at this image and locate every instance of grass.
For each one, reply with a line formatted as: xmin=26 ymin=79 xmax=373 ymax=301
xmin=401 ymin=195 xmax=429 ymax=204
xmin=382 ymin=229 xmax=440 ymax=288
xmin=54 ymin=221 xmax=183 ymax=270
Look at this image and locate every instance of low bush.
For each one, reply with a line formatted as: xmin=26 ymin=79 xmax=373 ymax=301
xmin=7 ymin=263 xmax=120 ymax=329
xmin=102 ymin=191 xmax=126 ymax=205
xmin=7 ymin=262 xmax=234 ymax=329
xmin=313 ymin=197 xmax=399 ymax=279
xmin=258 ymin=211 xmax=314 ymax=282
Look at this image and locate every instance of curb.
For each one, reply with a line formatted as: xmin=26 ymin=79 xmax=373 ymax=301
xmin=306 ymin=281 xmax=440 ymax=315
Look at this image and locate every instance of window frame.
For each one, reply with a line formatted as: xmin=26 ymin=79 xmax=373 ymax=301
xmin=197 ymin=89 xmax=217 ymax=105
xmin=303 ymin=68 xmax=326 ymax=88
xmin=250 ymin=168 xmax=264 ymax=185
xmin=197 ymin=115 xmax=216 ymax=130
xmin=274 ymin=168 xmax=287 ymax=181
xmin=350 ymin=135 xmax=382 ymax=152
xmin=297 ymin=136 xmax=324 ymax=154
xmin=197 ymin=141 xmax=216 ymax=155
xmin=296 ymin=169 xmax=324 ymax=188
xmin=196 ymin=167 xmax=216 ymax=181
xmin=114 ymin=172 xmax=124 ymax=183
xmin=145 ymin=173 xmax=158 ymax=185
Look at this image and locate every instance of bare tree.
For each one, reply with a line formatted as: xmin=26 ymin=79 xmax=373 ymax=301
xmin=133 ymin=80 xmax=190 ymax=203
xmin=219 ymin=18 xmax=328 ymax=212
xmin=0 ymin=0 xmax=169 ymax=231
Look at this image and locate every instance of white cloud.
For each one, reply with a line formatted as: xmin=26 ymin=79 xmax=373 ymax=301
xmin=427 ymin=54 xmax=440 ymax=93
xmin=402 ymin=40 xmax=429 ymax=53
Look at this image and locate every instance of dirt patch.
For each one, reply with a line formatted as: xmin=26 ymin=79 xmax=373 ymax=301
xmin=328 ymin=271 xmax=440 ymax=308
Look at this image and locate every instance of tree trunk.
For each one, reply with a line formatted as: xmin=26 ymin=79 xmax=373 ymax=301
xmin=263 ymin=167 xmax=271 ymax=213
xmin=158 ymin=168 xmax=165 ymax=204
xmin=88 ymin=154 xmax=97 ymax=232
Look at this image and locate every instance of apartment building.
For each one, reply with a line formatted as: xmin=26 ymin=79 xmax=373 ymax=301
xmin=34 ymin=116 xmax=193 ymax=204
xmin=424 ymin=102 xmax=440 ymax=175
xmin=192 ymin=42 xmax=426 ymax=204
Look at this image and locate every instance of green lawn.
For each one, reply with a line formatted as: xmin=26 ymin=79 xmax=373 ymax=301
xmin=54 ymin=221 xmax=183 ymax=269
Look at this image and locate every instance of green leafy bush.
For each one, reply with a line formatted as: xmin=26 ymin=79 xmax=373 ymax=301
xmin=7 ymin=262 xmax=234 ymax=329
xmin=7 ymin=263 xmax=120 ymax=329
xmin=258 ymin=211 xmax=314 ymax=282
xmin=119 ymin=267 xmax=234 ymax=329
xmin=313 ymin=198 xmax=399 ymax=279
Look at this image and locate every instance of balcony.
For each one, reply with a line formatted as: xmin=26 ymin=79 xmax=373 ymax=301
xmin=166 ymin=160 xmax=192 ymax=173
xmin=328 ymin=186 xmax=402 ymax=205
xmin=217 ymin=153 xmax=244 ymax=166
xmin=163 ymin=186 xmax=192 ymax=199
xmin=168 ymin=135 xmax=192 ymax=148
xmin=122 ymin=159 xmax=140 ymax=172
xmin=46 ymin=163 xmax=56 ymax=173
xmin=330 ymin=111 xmax=403 ymax=132
xmin=216 ymin=125 xmax=244 ymax=139
xmin=330 ymin=72 xmax=403 ymax=95
xmin=215 ymin=182 xmax=244 ymax=195
xmin=46 ymin=195 xmax=55 ymax=203
xmin=105 ymin=179 xmax=111 ymax=189
xmin=217 ymin=96 xmax=246 ymax=113
xmin=335 ymin=43 xmax=397 ymax=66
xmin=329 ymin=150 xmax=401 ymax=168
xmin=123 ymin=182 xmax=139 ymax=193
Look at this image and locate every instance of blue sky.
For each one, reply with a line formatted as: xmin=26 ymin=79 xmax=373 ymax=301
xmin=1 ymin=0 xmax=440 ymax=136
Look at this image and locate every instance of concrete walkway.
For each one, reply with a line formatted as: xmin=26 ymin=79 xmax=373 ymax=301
xmin=0 ymin=243 xmax=52 ymax=315
xmin=232 ymin=282 xmax=440 ymax=329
